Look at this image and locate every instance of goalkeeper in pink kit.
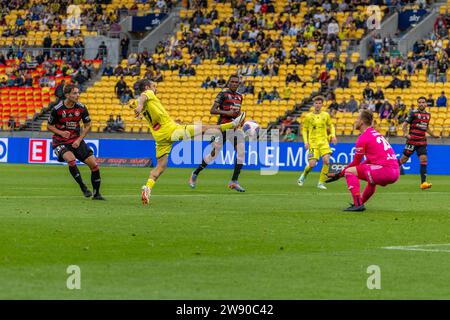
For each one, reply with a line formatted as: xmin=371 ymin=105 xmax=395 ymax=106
xmin=327 ymin=110 xmax=400 ymax=211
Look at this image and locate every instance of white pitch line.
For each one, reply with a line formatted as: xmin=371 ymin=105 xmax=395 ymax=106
xmin=0 ymin=192 xmax=449 ymax=200
xmin=383 ymin=243 xmax=450 ymax=253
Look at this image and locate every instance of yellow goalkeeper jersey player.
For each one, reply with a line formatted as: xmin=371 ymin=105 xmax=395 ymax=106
xmin=298 ymin=96 xmax=337 ymax=189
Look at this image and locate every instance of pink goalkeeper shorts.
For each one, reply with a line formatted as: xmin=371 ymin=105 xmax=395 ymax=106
xmin=356 ymin=164 xmax=400 ymax=186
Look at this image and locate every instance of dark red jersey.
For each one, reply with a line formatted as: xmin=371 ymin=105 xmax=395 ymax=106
xmin=405 ymin=109 xmax=431 ymax=146
xmin=48 ymin=101 xmax=91 ymax=147
xmin=214 ymin=88 xmax=243 ymax=124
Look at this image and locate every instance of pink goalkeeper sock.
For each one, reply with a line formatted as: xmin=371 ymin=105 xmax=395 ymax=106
xmin=345 ymin=172 xmax=362 ymax=206
xmin=362 ymin=184 xmax=376 ymax=204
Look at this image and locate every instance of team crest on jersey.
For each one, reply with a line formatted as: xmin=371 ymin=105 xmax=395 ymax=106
xmin=62 ymin=111 xmax=66 ymax=118
xmin=75 ymin=111 xmax=80 ymax=117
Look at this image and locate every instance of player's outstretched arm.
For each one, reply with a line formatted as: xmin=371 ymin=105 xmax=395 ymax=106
xmin=426 ymin=127 xmax=441 ymax=139
xmin=134 ymin=93 xmax=148 ymax=118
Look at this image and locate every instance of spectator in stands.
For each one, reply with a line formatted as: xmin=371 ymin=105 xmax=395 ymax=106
xmin=257 ymin=87 xmax=268 ymax=104
xmin=427 ymin=94 xmax=435 ymax=108
xmin=373 ymin=86 xmax=384 ymax=100
xmin=286 ymin=70 xmax=301 ymax=84
xmin=96 ymin=41 xmax=108 ymax=60
xmin=115 ymin=76 xmax=127 ymax=99
xmin=328 ymin=97 xmax=340 ymax=117
xmin=402 ymin=75 xmax=411 ymax=89
xmin=347 ymin=95 xmax=359 ymax=113
xmin=386 ymin=76 xmax=403 ymax=89
xmin=363 ymin=83 xmax=374 ymax=101
xmin=8 ymin=116 xmax=16 ymax=131
xmin=246 ymin=81 xmax=255 ymax=95
xmin=153 ymin=70 xmax=163 ymax=82
xmin=217 ymin=75 xmax=226 ymax=88
xmin=120 ymin=36 xmax=130 ymax=60
xmin=282 ymin=86 xmax=291 ymax=100
xmin=436 ymin=91 xmax=447 ymax=107
xmin=337 ymin=74 xmax=349 ymax=88
xmin=54 ymin=79 xmax=66 ymax=102
xmin=434 ymin=14 xmax=448 ymax=39
xmin=426 ymin=60 xmax=437 ymax=83
xmin=356 ymin=68 xmax=366 ymax=83
xmin=283 ymin=127 xmax=297 ymax=142
xmin=268 ymin=87 xmax=281 ymax=101
xmin=437 ymin=58 xmax=448 ymax=83
xmin=103 ymin=63 xmax=114 ymax=76
xmin=0 ymin=53 xmax=6 ymax=66
xmin=379 ymin=99 xmax=393 ymax=121
xmin=115 ymin=115 xmax=125 ymax=132
xmin=201 ymin=76 xmax=211 ymax=89
xmin=339 ymin=98 xmax=349 ymax=112
xmin=120 ymin=86 xmax=133 ymax=104
xmin=104 ymin=114 xmax=116 ymax=133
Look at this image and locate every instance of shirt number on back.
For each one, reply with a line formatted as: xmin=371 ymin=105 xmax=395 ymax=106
xmin=376 ymin=136 xmax=392 ymax=151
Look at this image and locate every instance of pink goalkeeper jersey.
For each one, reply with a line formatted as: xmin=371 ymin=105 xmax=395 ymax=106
xmin=355 ymin=127 xmax=399 ymax=168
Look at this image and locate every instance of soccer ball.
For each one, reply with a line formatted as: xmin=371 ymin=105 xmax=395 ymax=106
xmin=242 ymin=120 xmax=260 ymax=138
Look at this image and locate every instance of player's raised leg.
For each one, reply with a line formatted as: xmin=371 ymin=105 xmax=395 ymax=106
xmin=84 ymin=155 xmax=105 ymax=200
xmin=142 ymin=154 xmax=169 ymax=205
xmin=62 ymin=150 xmax=92 ymax=198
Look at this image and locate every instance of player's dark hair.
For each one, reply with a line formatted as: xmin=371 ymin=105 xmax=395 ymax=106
xmin=63 ymin=84 xmax=77 ymax=95
xmin=417 ymin=96 xmax=426 ymax=102
xmin=360 ymin=110 xmax=373 ymax=126
xmin=138 ymin=79 xmax=152 ymax=92
xmin=228 ymin=74 xmax=240 ymax=82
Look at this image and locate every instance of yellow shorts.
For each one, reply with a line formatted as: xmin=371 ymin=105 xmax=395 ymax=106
xmin=308 ymin=143 xmax=332 ymax=160
xmin=152 ymin=123 xmax=196 ymax=159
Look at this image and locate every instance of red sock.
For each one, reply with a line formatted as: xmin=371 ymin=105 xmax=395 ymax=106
xmin=362 ymin=184 xmax=376 ymax=204
xmin=345 ymin=172 xmax=362 ymax=206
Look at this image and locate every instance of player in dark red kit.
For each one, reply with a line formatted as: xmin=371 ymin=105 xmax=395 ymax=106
xmin=398 ymin=97 xmax=440 ymax=189
xmin=188 ymin=74 xmax=246 ymax=192
xmin=47 ymin=84 xmax=105 ymax=200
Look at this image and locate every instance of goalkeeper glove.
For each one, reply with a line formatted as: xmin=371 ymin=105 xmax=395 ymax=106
xmin=325 ymin=169 xmax=343 ymax=183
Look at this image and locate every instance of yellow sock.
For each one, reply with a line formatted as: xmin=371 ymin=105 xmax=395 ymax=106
xmin=146 ymin=178 xmax=155 ymax=189
xmin=319 ymin=164 xmax=329 ymax=184
xmin=220 ymin=122 xmax=234 ymax=131
xmin=303 ymin=165 xmax=312 ymax=177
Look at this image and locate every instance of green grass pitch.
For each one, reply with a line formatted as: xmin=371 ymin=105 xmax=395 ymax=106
xmin=1 ymin=164 xmax=450 ymax=299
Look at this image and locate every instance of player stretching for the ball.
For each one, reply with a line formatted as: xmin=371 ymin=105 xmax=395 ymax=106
xmin=298 ymin=96 xmax=337 ymax=189
xmin=189 ymin=74 xmax=246 ymax=192
xmin=398 ymin=96 xmax=440 ymax=189
xmin=134 ymin=79 xmax=246 ymax=204
xmin=47 ymin=84 xmax=105 ymax=200
xmin=327 ymin=110 xmax=399 ymax=211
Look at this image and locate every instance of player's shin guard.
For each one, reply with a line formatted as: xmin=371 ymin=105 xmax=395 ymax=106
xmin=420 ymin=162 xmax=427 ymax=183
xmin=68 ymin=160 xmax=84 ymax=186
xmin=193 ymin=160 xmax=208 ymax=175
xmin=362 ymin=184 xmax=376 ymax=204
xmin=319 ymin=164 xmax=329 ymax=184
xmin=146 ymin=178 xmax=156 ymax=189
xmin=303 ymin=164 xmax=312 ymax=178
xmin=345 ymin=172 xmax=362 ymax=206
xmin=91 ymin=165 xmax=101 ymax=196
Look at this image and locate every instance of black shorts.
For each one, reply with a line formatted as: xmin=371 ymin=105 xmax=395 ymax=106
xmin=210 ymin=129 xmax=245 ymax=149
xmin=53 ymin=140 xmax=93 ymax=163
xmin=403 ymin=143 xmax=427 ymax=157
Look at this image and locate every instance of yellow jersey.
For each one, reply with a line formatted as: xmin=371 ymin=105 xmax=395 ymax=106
xmin=141 ymin=89 xmax=176 ymax=133
xmin=302 ymin=111 xmax=335 ymax=146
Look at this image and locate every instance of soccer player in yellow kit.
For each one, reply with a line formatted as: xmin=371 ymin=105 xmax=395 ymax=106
xmin=298 ymin=96 xmax=337 ymax=190
xmin=134 ymin=79 xmax=246 ymax=204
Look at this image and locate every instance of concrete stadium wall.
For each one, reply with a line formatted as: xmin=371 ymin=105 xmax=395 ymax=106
xmin=138 ymin=13 xmax=178 ymax=53
xmin=358 ymin=12 xmax=399 ymax=60
xmin=83 ymin=36 xmax=120 ymax=67
xmin=398 ymin=9 xmax=439 ymax=54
